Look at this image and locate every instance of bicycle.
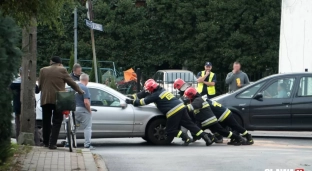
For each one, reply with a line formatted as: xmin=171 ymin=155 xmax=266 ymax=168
xmin=62 ymin=110 xmax=77 ymax=152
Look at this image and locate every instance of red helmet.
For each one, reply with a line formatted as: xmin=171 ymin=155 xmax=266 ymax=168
xmin=144 ymin=79 xmax=155 ymax=87
xmin=173 ymin=78 xmax=186 ymax=90
xmin=144 ymin=79 xmax=158 ymax=93
xmin=184 ymin=87 xmax=197 ymax=99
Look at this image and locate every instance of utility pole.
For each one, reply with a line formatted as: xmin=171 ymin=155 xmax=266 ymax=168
xmin=86 ymin=0 xmax=99 ymax=83
xmin=74 ymin=7 xmax=78 ymax=64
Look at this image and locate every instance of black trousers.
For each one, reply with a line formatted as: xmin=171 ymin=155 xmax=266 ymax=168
xmin=42 ymin=104 xmax=63 ymax=146
xmin=220 ymin=113 xmax=246 ymax=134
xmin=203 ymin=122 xmax=241 ymax=140
xmin=166 ymin=108 xmax=203 ymax=138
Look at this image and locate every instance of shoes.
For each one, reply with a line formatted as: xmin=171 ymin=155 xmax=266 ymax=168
xmin=191 ymin=134 xmax=201 ymax=142
xmin=85 ymin=145 xmax=95 ymax=150
xmin=49 ymin=145 xmax=57 ymax=150
xmin=227 ymin=136 xmax=244 ymax=146
xmin=40 ymin=142 xmax=49 ymax=147
xmin=183 ymin=138 xmax=191 ymax=146
xmin=242 ymin=133 xmax=254 ymax=145
xmin=202 ymin=133 xmax=213 ymax=146
xmin=213 ymin=133 xmax=223 ymax=143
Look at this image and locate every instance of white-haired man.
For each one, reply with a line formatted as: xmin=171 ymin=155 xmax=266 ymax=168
xmin=75 ymin=73 xmax=94 ymax=149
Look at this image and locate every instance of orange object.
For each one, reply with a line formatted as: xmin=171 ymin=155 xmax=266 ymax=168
xmin=236 ymin=78 xmax=241 ymax=86
xmin=123 ymin=68 xmax=137 ymax=82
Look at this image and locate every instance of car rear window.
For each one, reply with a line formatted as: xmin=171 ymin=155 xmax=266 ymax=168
xmin=166 ymin=72 xmax=197 ymax=83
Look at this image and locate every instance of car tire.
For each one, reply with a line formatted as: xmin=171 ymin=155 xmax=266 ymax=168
xmin=146 ymin=118 xmax=174 ymax=145
xmin=225 ymin=112 xmax=244 ymax=132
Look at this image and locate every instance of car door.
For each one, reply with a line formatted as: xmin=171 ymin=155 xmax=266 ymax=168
xmin=291 ymin=75 xmax=312 ymax=129
xmin=88 ymin=88 xmax=134 ymax=137
xmin=249 ymin=77 xmax=296 ymax=129
xmin=234 ymin=81 xmax=267 ymax=127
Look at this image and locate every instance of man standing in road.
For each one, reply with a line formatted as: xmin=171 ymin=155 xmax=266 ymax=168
xmin=38 ymin=56 xmax=84 ymax=149
xmin=74 ymin=73 xmax=94 ymax=149
xmin=70 ymin=63 xmax=82 ymax=81
xmin=225 ymin=61 xmax=250 ymax=92
xmin=196 ymin=62 xmax=217 ymax=99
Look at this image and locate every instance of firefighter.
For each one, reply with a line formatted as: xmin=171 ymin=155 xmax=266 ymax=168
xmin=174 ymin=78 xmax=254 ymax=145
xmin=125 ymin=79 xmax=213 ymax=146
xmin=127 ymin=79 xmax=153 ymax=100
xmin=174 ymin=78 xmax=223 ymax=143
xmin=183 ymin=87 xmax=245 ymax=145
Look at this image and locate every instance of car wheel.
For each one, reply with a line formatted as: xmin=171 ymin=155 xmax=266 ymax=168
xmin=225 ymin=112 xmax=243 ymax=132
xmin=146 ymin=118 xmax=174 ymax=145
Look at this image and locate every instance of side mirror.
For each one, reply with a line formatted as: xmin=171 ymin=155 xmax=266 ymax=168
xmin=120 ymin=102 xmax=127 ymax=109
xmin=91 ymin=108 xmax=97 ymax=112
xmin=253 ymin=93 xmax=263 ymax=101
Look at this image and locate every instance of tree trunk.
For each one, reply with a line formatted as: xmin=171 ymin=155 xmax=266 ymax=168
xmin=19 ymin=18 xmax=37 ymax=145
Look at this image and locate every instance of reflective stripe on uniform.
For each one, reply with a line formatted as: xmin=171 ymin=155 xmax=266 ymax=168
xmin=242 ymin=130 xmax=248 ymax=136
xmin=132 ymin=94 xmax=137 ymax=100
xmin=218 ymin=109 xmax=231 ymax=122
xmin=140 ymin=99 xmax=145 ymax=105
xmin=196 ymin=130 xmax=203 ymax=136
xmin=187 ymin=104 xmax=194 ymax=112
xmin=177 ymin=130 xmax=182 ymax=137
xmin=166 ymin=103 xmax=185 ymax=118
xmin=201 ymin=116 xmax=218 ymax=127
xmin=202 ymin=101 xmax=209 ymax=108
xmin=227 ymin=131 xmax=233 ymax=138
xmin=159 ymin=91 xmax=169 ymax=98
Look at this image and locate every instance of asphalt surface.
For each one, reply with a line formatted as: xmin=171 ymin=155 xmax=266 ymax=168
xmin=84 ymin=136 xmax=312 ymax=171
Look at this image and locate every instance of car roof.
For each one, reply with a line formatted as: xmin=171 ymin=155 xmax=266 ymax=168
xmin=263 ymin=72 xmax=312 ymax=80
xmin=157 ymin=69 xmax=193 ymax=73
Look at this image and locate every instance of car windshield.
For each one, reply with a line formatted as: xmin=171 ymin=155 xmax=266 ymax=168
xmin=166 ymin=72 xmax=197 ymax=83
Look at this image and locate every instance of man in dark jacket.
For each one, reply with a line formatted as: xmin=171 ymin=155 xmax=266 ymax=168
xmin=39 ymin=57 xmax=84 ymax=149
xmin=70 ymin=63 xmax=82 ymax=81
xmin=10 ymin=67 xmax=39 ymax=142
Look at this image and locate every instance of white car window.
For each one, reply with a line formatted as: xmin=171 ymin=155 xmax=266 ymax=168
xmin=89 ymin=88 xmax=120 ymax=107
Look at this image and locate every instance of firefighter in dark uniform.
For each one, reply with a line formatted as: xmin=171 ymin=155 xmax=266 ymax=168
xmin=184 ymin=87 xmax=245 ymax=145
xmin=127 ymin=79 xmax=153 ymax=100
xmin=174 ymin=78 xmax=223 ymax=143
xmin=125 ymin=79 xmax=213 ymax=146
xmin=174 ymin=78 xmax=254 ymax=145
xmin=205 ymin=98 xmax=254 ymax=145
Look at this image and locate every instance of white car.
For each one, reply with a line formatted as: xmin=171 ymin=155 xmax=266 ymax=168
xmin=12 ymin=82 xmax=175 ymax=145
xmin=152 ymin=70 xmax=198 ymax=97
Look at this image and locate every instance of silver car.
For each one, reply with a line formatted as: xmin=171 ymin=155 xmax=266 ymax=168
xmin=13 ymin=82 xmax=174 ymax=145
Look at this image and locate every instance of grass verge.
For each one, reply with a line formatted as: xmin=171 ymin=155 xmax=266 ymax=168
xmin=0 ymin=143 xmax=32 ymax=171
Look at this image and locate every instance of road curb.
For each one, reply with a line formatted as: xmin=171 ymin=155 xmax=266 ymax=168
xmin=93 ymin=154 xmax=109 ymax=171
xmin=81 ymin=149 xmax=98 ymax=171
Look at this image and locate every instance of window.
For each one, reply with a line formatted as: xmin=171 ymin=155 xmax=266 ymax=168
xmin=89 ymin=88 xmax=120 ymax=107
xmin=166 ymin=72 xmax=197 ymax=83
xmin=237 ymin=82 xmax=266 ymax=98
xmin=263 ymin=78 xmax=295 ymax=99
xmin=297 ymin=77 xmax=312 ymax=97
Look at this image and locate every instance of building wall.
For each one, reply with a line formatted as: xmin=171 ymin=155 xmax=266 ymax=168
xmin=279 ymin=0 xmax=312 ymax=73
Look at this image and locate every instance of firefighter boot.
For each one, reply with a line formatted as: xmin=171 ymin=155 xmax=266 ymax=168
xmin=191 ymin=134 xmax=201 ymax=142
xmin=242 ymin=133 xmax=254 ymax=145
xmin=201 ymin=133 xmax=213 ymax=146
xmin=227 ymin=135 xmax=245 ymax=146
xmin=180 ymin=132 xmax=192 ymax=146
xmin=213 ymin=133 xmax=223 ymax=143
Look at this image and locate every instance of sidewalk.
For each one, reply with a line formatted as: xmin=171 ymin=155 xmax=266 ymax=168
xmin=15 ymin=146 xmax=107 ymax=171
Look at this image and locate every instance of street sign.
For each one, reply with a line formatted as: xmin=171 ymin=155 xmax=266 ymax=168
xmin=85 ymin=20 xmax=103 ymax=31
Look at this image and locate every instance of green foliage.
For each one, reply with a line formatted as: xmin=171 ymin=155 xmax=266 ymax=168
xmin=35 ymin=0 xmax=281 ymax=93
xmin=108 ymin=76 xmax=117 ymax=90
xmin=0 ymin=12 xmax=22 ymax=165
xmin=89 ymin=60 xmax=102 ymax=83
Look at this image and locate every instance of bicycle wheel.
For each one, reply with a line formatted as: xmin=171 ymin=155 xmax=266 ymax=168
xmin=66 ymin=120 xmax=73 ymax=152
xmin=71 ymin=112 xmax=77 ymax=148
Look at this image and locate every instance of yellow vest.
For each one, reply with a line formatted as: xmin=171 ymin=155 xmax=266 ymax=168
xmin=196 ymin=71 xmax=216 ymax=95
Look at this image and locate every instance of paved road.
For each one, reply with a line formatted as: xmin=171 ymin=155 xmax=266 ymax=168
xmin=87 ymin=137 xmax=312 ymax=171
